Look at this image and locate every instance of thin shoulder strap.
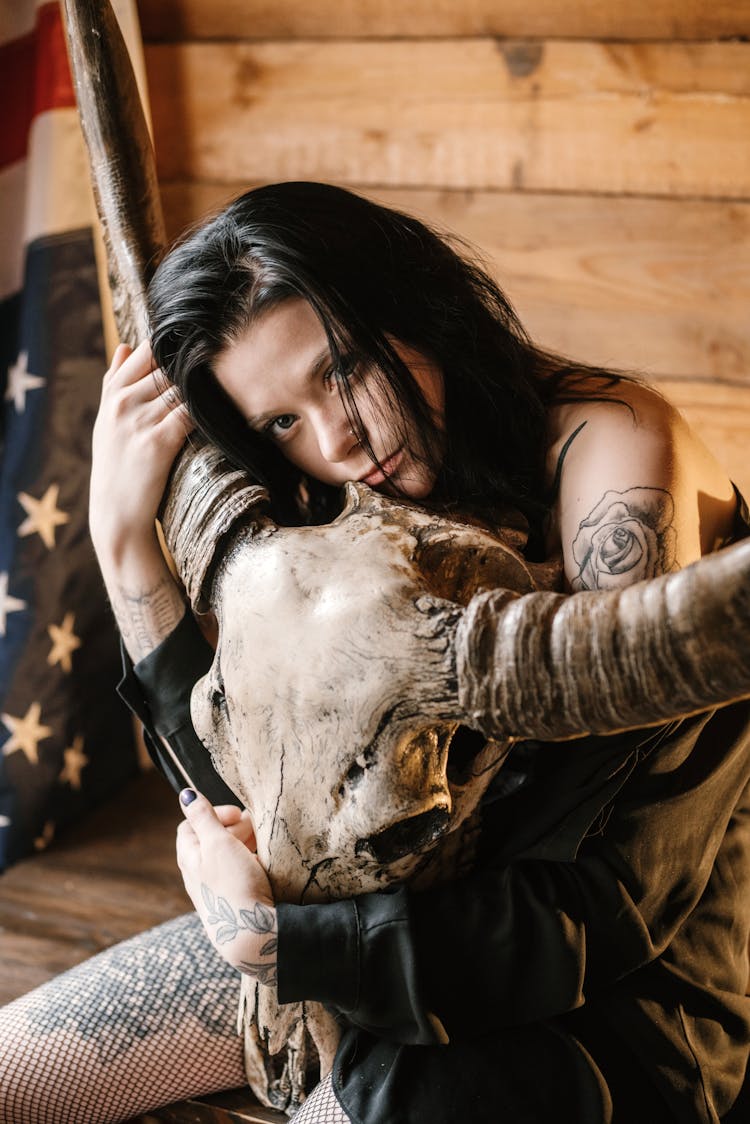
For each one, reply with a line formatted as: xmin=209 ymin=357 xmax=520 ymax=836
xmin=546 ymin=420 xmax=588 ymax=504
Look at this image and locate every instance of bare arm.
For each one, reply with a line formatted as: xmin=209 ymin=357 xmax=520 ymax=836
xmin=546 ymin=383 xmax=737 ymax=592
xmin=89 ymin=341 xmax=194 ymax=663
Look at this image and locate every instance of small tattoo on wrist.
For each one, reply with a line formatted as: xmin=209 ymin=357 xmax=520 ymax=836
xmin=201 ymin=884 xmax=277 ymax=984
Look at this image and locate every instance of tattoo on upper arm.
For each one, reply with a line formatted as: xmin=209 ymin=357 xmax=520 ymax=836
xmin=201 ymin=884 xmax=278 ymax=985
xmin=571 ymin=486 xmax=679 ymax=591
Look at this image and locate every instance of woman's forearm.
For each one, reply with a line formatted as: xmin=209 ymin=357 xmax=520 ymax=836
xmin=96 ymin=533 xmax=186 ymax=664
xmin=89 ymin=340 xmax=195 ymax=663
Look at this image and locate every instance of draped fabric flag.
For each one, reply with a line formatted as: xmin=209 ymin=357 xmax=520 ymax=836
xmin=0 ymin=0 xmax=141 ymax=868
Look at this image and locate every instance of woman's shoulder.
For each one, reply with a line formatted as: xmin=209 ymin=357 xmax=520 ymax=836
xmin=546 ymin=377 xmax=676 ymax=458
xmin=544 ymin=375 xmax=734 ymax=496
xmin=543 ymin=375 xmax=737 ymax=585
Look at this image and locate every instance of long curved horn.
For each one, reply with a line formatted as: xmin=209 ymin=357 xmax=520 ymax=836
xmin=62 ymin=0 xmax=274 ymax=598
xmin=457 ymin=537 xmax=750 ymax=740
xmin=62 ymin=0 xmax=164 ymax=343
xmin=159 ymin=438 xmax=272 ymax=611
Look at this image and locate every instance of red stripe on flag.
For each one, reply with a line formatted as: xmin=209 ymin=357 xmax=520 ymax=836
xmin=1 ymin=2 xmax=77 ymax=171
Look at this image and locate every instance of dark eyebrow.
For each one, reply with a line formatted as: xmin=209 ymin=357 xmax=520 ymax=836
xmin=247 ymin=346 xmax=332 ymax=428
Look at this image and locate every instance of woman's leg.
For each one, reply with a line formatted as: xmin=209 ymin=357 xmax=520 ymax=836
xmin=290 ymin=1072 xmax=350 ymax=1124
xmin=0 ymin=912 xmax=246 ymax=1124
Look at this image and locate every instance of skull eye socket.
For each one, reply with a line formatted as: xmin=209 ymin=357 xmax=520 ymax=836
xmin=415 ymin=537 xmax=534 ymax=605
xmin=446 ymin=725 xmax=489 ymax=786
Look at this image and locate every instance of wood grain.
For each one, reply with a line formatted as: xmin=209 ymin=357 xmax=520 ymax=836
xmin=0 ymin=772 xmax=189 ymax=1005
xmin=144 ymin=39 xmax=750 ymax=199
xmin=134 ymin=1088 xmax=287 ymax=1123
xmin=157 ymin=183 xmax=750 ymax=387
xmin=659 ymin=378 xmax=750 ymax=500
xmin=137 ymin=0 xmax=750 ymax=42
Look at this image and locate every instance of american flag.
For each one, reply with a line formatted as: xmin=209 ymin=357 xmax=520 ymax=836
xmin=0 ymin=0 xmax=140 ymax=868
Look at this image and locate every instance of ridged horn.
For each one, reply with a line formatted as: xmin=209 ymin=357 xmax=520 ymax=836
xmin=457 ymin=538 xmax=750 ymax=740
xmin=62 ymin=0 xmax=164 ymax=343
xmin=63 ymin=0 xmax=273 ymax=598
xmin=158 ymin=437 xmax=272 ymax=612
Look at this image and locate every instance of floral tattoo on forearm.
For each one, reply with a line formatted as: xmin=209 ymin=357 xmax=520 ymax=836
xmin=201 ymin=883 xmax=278 ymax=985
xmin=571 ymin=486 xmax=679 ymax=591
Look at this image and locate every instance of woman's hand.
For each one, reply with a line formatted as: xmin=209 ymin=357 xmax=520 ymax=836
xmin=89 ymin=341 xmax=195 ymax=661
xmin=90 ymin=340 xmax=192 ymax=564
xmin=176 ymin=790 xmax=278 ymax=984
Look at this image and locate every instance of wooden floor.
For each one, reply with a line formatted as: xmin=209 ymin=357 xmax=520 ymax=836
xmin=0 ymin=771 xmax=187 ymax=1006
xmin=0 ymin=770 xmax=286 ymax=1123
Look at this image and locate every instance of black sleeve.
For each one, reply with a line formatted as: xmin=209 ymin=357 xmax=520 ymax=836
xmin=277 ymin=889 xmax=447 ymax=1046
xmin=116 ymin=608 xmax=240 ymax=806
xmin=276 ymin=704 xmax=750 ymax=1044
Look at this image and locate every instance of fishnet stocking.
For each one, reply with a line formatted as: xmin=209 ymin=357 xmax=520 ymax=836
xmin=290 ymin=1072 xmax=350 ymax=1124
xmin=0 ymin=912 xmax=247 ymax=1124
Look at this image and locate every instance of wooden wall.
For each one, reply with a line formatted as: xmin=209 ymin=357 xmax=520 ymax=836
xmin=136 ymin=0 xmax=750 ymax=496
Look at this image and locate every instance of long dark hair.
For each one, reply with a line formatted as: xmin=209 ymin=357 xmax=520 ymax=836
xmin=148 ymin=181 xmax=625 ymax=528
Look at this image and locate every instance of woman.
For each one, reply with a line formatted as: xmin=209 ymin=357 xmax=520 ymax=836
xmin=1 ymin=181 xmax=748 ymax=1123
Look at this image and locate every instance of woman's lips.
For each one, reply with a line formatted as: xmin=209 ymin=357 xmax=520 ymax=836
xmin=359 ymin=448 xmax=404 ymax=487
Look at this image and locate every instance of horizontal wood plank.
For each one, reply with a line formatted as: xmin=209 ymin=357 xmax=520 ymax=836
xmin=658 ymin=378 xmax=750 ymax=500
xmin=137 ymin=0 xmax=750 ymax=42
xmin=157 ymin=183 xmax=750 ymax=386
xmin=145 ymin=40 xmax=750 ymax=200
xmin=134 ymin=1088 xmax=287 ymax=1123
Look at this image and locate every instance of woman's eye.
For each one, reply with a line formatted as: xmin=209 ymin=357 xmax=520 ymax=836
xmin=325 ymin=355 xmax=360 ymax=387
xmin=265 ymin=413 xmax=297 ymax=437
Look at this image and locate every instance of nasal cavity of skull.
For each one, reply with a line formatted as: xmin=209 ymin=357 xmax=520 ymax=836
xmin=446 ymin=725 xmax=489 ymax=786
xmin=357 ymin=806 xmax=451 ymax=865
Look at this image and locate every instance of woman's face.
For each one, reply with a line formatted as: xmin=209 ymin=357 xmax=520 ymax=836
xmin=213 ymin=298 xmax=444 ymax=500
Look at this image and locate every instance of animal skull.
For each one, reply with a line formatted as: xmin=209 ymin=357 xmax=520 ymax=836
xmin=190 ymin=481 xmax=547 ymax=903
xmin=162 ymin=440 xmax=750 ymax=1113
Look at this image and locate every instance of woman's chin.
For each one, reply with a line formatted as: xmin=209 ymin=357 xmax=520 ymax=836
xmin=380 ymin=467 xmax=436 ymax=502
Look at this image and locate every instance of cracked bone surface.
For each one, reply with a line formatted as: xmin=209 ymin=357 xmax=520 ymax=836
xmin=163 ymin=442 xmax=543 ymax=901
xmin=161 ymin=440 xmax=556 ymax=1109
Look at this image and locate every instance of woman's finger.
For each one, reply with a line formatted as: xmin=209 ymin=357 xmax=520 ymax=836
xmin=105 ymin=338 xmax=158 ymax=389
xmin=175 ymin=819 xmax=200 ymax=872
xmin=179 ymin=789 xmax=228 ymax=846
xmin=214 ymin=805 xmax=244 ymax=826
xmin=225 ymin=813 xmax=257 ymax=851
xmin=107 ymin=342 xmax=132 ymax=376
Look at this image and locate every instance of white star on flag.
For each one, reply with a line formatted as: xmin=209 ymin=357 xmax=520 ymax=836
xmin=1 ymin=702 xmax=53 ymax=766
xmin=59 ymin=735 xmax=89 ymax=790
xmin=47 ymin=612 xmax=82 ymax=673
xmin=0 ymin=815 xmax=10 ymax=828
xmin=0 ymin=572 xmax=27 ymax=637
xmin=5 ymin=351 xmax=46 ymax=413
xmin=17 ymin=483 xmax=70 ymax=549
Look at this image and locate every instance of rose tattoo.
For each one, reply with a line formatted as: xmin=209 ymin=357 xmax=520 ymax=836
xmin=571 ymin=487 xmax=678 ymax=591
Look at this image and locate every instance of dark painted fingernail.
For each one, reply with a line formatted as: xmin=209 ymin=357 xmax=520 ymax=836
xmin=180 ymin=788 xmax=197 ymax=806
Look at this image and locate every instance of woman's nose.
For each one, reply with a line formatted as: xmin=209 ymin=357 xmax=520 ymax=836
xmin=315 ymin=407 xmax=361 ymax=464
